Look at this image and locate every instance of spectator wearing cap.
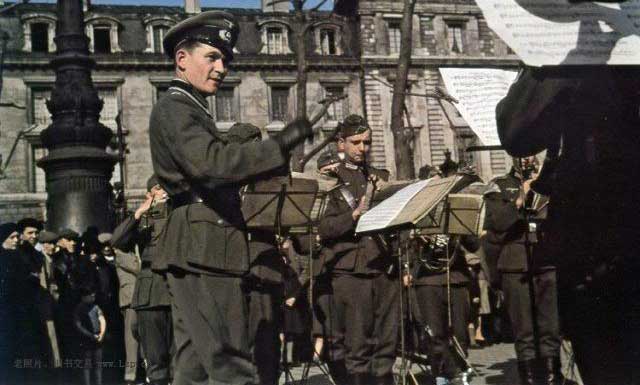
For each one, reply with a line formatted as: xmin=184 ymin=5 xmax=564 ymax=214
xmin=149 ymin=9 xmax=315 ymax=384
xmin=111 ymin=175 xmax=172 ymax=385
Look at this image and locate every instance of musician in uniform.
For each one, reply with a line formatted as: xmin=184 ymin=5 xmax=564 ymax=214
xmin=497 ymin=65 xmax=640 ymax=385
xmin=407 ymin=231 xmax=477 ymax=385
xmin=149 ymin=11 xmax=313 ymax=384
xmin=483 ymin=160 xmax=562 ymax=385
xmin=318 ymin=114 xmax=397 ymax=385
xmin=111 ymin=175 xmax=173 ymax=385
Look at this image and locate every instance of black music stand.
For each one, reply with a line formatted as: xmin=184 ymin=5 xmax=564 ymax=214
xmin=242 ymin=177 xmax=336 ymax=385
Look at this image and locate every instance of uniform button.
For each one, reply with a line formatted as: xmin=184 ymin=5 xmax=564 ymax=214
xmin=217 ymin=219 xmax=224 ymax=225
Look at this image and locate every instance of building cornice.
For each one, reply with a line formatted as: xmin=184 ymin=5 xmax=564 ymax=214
xmin=361 ymin=55 xmax=522 ymax=68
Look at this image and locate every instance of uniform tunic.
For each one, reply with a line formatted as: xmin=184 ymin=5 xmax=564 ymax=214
xmin=318 ymin=161 xmax=399 ymax=380
xmin=149 ymin=79 xmax=287 ymax=385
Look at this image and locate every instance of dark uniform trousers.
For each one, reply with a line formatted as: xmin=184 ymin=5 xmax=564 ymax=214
xmin=136 ymin=308 xmax=174 ymax=383
xmin=331 ymin=273 xmax=399 ymax=377
xmin=414 ymin=285 xmax=470 ymax=379
xmin=502 ymin=270 xmax=560 ymax=361
xmin=167 ymin=270 xmax=257 ymax=385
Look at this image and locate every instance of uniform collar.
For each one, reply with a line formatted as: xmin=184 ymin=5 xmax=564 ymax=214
xmin=344 ymin=161 xmax=360 ymax=170
xmin=169 ymin=78 xmax=211 ymax=116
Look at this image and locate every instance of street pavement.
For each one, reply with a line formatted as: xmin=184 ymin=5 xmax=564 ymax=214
xmin=280 ymin=341 xmax=583 ymax=385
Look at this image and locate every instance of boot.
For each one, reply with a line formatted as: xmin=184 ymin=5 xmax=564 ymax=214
xmin=543 ymin=356 xmax=577 ymax=385
xmin=517 ymin=359 xmax=536 ymax=385
xmin=326 ymin=360 xmax=349 ymax=385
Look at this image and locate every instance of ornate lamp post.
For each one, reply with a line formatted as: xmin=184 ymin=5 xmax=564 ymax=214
xmin=37 ymin=0 xmax=117 ymax=233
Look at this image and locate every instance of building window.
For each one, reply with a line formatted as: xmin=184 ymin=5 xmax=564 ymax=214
xmin=259 ymin=21 xmax=292 ymax=55
xmin=446 ymin=22 xmax=464 ymax=54
xmin=267 ymin=27 xmax=285 ymax=54
xmin=270 ymin=87 xmax=289 ymax=122
xmin=31 ymin=23 xmax=49 ymax=53
xmin=31 ymin=88 xmax=52 ymax=127
xmin=320 ymin=29 xmax=337 ymax=55
xmin=31 ymin=144 xmax=48 ymax=193
xmin=85 ymin=17 xmax=122 ymax=53
xmin=21 ymin=14 xmax=57 ymax=53
xmin=213 ymin=88 xmax=236 ymax=122
xmin=325 ymin=86 xmax=346 ymax=122
xmin=93 ymin=25 xmax=111 ymax=53
xmin=153 ymin=25 xmax=169 ymax=53
xmin=388 ymin=22 xmax=401 ymax=54
xmin=98 ymin=88 xmax=119 ymax=131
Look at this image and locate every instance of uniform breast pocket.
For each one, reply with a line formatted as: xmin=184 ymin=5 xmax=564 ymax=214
xmin=186 ymin=205 xmax=249 ymax=273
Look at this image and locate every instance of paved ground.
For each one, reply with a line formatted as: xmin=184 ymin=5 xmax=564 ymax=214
xmin=280 ymin=341 xmax=583 ymax=385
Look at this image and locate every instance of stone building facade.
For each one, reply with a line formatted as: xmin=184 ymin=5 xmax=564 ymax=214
xmin=0 ymin=0 xmax=519 ymax=223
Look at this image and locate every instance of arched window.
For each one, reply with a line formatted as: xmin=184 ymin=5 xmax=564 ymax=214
xmin=21 ymin=13 xmax=57 ymax=53
xmin=313 ymin=22 xmax=344 ymax=56
xmin=143 ymin=16 xmax=177 ymax=54
xmin=257 ymin=20 xmax=292 ymax=55
xmin=85 ymin=15 xmax=122 ymax=53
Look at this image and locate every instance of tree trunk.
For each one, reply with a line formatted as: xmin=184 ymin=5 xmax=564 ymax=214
xmin=390 ymin=0 xmax=416 ymax=180
xmin=290 ymin=3 xmax=307 ymax=172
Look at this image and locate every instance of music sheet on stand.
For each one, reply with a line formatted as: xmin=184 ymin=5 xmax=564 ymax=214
xmin=356 ymin=179 xmax=430 ymax=234
xmin=439 ymin=68 xmax=518 ymax=146
xmin=475 ymin=0 xmax=640 ymax=66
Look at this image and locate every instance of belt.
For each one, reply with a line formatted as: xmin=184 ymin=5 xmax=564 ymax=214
xmin=169 ymin=191 xmax=204 ymax=211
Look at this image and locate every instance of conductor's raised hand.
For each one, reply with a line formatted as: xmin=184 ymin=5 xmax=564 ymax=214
xmin=273 ymin=118 xmax=314 ymax=153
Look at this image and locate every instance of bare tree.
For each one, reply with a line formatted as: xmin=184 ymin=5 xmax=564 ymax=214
xmin=269 ymin=0 xmax=333 ymax=172
xmin=390 ymin=0 xmax=417 ymax=180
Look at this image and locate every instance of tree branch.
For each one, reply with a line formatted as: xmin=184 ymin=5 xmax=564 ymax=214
xmin=310 ymin=0 xmax=330 ymax=12
xmin=370 ymin=74 xmax=458 ymax=103
xmin=0 ymin=0 xmax=30 ymax=15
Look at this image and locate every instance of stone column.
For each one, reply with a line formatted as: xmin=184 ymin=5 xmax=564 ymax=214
xmin=37 ymin=0 xmax=117 ymax=234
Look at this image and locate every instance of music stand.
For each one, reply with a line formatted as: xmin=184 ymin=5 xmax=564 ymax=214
xmin=242 ymin=176 xmax=336 ymax=385
xmin=356 ymin=175 xmax=484 ymax=385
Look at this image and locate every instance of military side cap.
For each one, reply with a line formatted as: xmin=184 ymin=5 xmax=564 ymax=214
xmin=163 ymin=11 xmax=239 ymax=61
xmin=97 ymin=233 xmax=113 ymax=245
xmin=227 ymin=123 xmax=262 ymax=144
xmin=39 ymin=230 xmax=59 ymax=244
xmin=317 ymin=151 xmax=341 ymax=170
xmin=339 ymin=115 xmax=370 ymax=138
xmin=146 ymin=174 xmax=160 ymax=192
xmin=59 ymin=228 xmax=79 ymax=240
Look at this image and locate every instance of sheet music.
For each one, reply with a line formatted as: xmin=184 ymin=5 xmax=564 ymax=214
xmin=439 ymin=68 xmax=518 ymax=146
xmin=356 ymin=179 xmax=431 ymax=233
xmin=476 ymin=0 xmax=640 ymax=66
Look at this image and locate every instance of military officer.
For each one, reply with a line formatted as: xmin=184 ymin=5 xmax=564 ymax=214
xmin=150 ymin=11 xmax=313 ymax=384
xmin=483 ymin=160 xmax=561 ymax=385
xmin=497 ymin=65 xmax=640 ymax=385
xmin=318 ymin=114 xmax=397 ymax=385
xmin=111 ymin=175 xmax=172 ymax=385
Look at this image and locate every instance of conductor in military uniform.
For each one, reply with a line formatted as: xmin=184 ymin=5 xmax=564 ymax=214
xmin=318 ymin=115 xmax=397 ymax=385
xmin=149 ymin=11 xmax=313 ymax=385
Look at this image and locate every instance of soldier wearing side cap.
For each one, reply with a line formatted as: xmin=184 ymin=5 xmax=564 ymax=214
xmin=111 ymin=175 xmax=172 ymax=385
xmin=149 ymin=11 xmax=314 ymax=384
xmin=318 ymin=115 xmax=397 ymax=385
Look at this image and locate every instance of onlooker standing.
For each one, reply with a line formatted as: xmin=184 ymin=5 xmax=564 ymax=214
xmin=0 ymin=223 xmax=20 ymax=384
xmin=74 ymin=287 xmax=106 ymax=385
xmin=37 ymin=231 xmax=63 ymax=370
xmin=105 ymin=231 xmax=141 ymax=385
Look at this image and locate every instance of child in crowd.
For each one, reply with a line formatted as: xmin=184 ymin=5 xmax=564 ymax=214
xmin=73 ymin=287 xmax=106 ymax=385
